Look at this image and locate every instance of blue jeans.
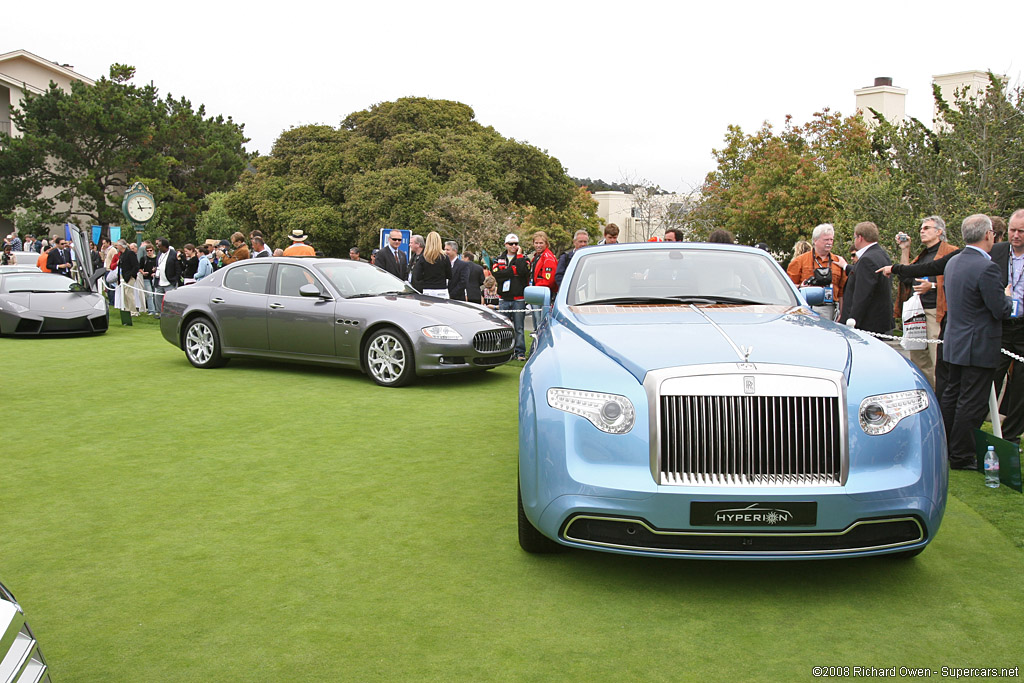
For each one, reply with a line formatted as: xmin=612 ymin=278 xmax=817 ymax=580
xmin=499 ymin=298 xmax=526 ymax=357
xmin=142 ymin=278 xmax=158 ymax=314
xmin=152 ymin=282 xmax=177 ymax=314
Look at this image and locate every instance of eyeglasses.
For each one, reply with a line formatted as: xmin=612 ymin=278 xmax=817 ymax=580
xmin=506 ymin=242 xmax=518 ymax=246
xmin=390 ymin=237 xmax=402 ymax=242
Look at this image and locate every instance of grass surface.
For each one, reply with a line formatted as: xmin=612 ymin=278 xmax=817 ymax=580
xmin=2 ymin=320 xmax=1023 ymax=681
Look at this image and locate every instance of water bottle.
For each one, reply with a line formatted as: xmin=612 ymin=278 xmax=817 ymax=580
xmin=984 ymin=446 xmax=1000 ymax=489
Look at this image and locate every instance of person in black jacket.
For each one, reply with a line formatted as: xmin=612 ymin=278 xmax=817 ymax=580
xmin=493 ymin=233 xmax=532 ymax=360
xmin=411 ymin=231 xmax=452 ymax=298
xmin=115 ymin=239 xmax=140 ymax=316
xmin=462 ymin=251 xmax=485 ymax=304
xmin=840 ymin=222 xmax=893 ymax=334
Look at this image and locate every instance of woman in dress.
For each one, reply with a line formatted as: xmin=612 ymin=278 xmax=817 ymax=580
xmin=411 ymin=231 xmax=451 ymax=298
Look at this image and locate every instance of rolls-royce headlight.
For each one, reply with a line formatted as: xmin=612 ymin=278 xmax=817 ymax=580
xmin=859 ymin=390 xmax=929 ymax=435
xmin=547 ymin=388 xmax=635 ymax=434
xmin=0 ymin=300 xmax=29 ymax=313
xmin=421 ymin=325 xmax=462 ymax=340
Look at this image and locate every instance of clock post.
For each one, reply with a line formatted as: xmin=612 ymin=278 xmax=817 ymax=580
xmin=121 ymin=182 xmax=156 ymax=247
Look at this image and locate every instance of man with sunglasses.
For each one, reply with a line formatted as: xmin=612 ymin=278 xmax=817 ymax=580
xmin=377 ymin=229 xmax=409 ymax=281
xmin=47 ymin=238 xmax=74 ymax=277
xmin=493 ymin=233 xmax=532 ymax=360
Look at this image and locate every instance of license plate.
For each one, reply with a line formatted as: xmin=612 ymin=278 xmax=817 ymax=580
xmin=691 ymin=501 xmax=817 ymax=527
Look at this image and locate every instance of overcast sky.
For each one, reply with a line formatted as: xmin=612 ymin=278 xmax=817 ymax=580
xmin=9 ymin=1 xmax=1022 ymax=192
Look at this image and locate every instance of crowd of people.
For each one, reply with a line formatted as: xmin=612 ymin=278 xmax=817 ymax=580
xmin=783 ymin=211 xmax=1024 ymax=470
xmin=9 ymin=210 xmax=1024 ymax=469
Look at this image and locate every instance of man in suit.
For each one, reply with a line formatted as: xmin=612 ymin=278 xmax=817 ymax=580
xmin=555 ymin=230 xmax=590 ymax=289
xmin=942 ymin=214 xmax=1013 ymax=469
xmin=47 ymin=237 xmax=74 ymax=277
xmin=840 ymin=221 xmax=893 ymax=333
xmin=115 ymin=239 xmax=140 ymax=316
xmin=462 ymin=251 xmax=485 ymax=304
xmin=446 ymin=240 xmax=468 ymax=300
xmin=377 ymin=230 xmax=408 ymax=281
xmin=408 ymin=234 xmax=424 ymax=285
xmin=990 ymin=209 xmax=1024 ymax=443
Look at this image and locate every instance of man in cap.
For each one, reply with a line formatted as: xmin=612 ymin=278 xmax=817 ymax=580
xmin=492 ymin=233 xmax=532 ymax=360
xmin=283 ymin=229 xmax=315 ymax=257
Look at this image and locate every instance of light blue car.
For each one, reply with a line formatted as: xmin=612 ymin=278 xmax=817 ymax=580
xmin=518 ymin=242 xmax=947 ymax=559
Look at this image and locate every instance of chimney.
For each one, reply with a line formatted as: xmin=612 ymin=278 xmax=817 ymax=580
xmin=854 ymin=77 xmax=907 ymax=127
xmin=874 ymin=77 xmax=893 ymax=87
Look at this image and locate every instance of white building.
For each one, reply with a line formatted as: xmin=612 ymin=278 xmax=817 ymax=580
xmin=0 ymin=50 xmax=95 ymax=235
xmin=591 ymin=190 xmax=697 ymax=243
xmin=854 ymin=70 xmax=1004 ymax=130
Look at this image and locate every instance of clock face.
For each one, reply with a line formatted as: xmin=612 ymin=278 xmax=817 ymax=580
xmin=127 ymin=194 xmax=155 ymax=222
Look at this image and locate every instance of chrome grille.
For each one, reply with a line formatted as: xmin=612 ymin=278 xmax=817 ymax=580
xmin=473 ymin=328 xmax=514 ymax=353
xmin=660 ymin=394 xmax=843 ymax=486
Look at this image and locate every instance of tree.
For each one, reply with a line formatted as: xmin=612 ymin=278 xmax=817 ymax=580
xmin=425 ymin=188 xmax=506 ymax=254
xmin=0 ymin=63 xmax=250 ymax=246
xmin=698 ymin=111 xmax=872 ymax=252
xmin=224 ymin=97 xmax=580 ymax=257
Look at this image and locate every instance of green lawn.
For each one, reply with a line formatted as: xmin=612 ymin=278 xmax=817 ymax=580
xmin=2 ymin=320 xmax=1022 ymax=681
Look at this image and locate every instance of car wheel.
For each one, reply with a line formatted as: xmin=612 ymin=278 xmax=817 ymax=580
xmin=364 ymin=327 xmax=415 ymax=387
xmin=183 ymin=316 xmax=227 ymax=369
xmin=518 ymin=480 xmax=562 ymax=553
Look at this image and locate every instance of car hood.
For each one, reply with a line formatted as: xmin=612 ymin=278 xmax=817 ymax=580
xmin=357 ymin=294 xmax=511 ymax=326
xmin=561 ymin=303 xmax=861 ymax=382
xmin=4 ymin=292 xmax=99 ymax=313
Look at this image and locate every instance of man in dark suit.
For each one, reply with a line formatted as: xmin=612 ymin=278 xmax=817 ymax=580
xmin=840 ymin=221 xmax=892 ymax=333
xmin=376 ymin=230 xmax=408 ymax=281
xmin=942 ymin=214 xmax=1013 ymax=469
xmin=47 ymin=237 xmax=74 ymax=277
xmin=462 ymin=251 xmax=485 ymax=304
xmin=445 ymin=240 xmax=468 ymax=300
xmin=555 ymin=230 xmax=591 ymax=289
xmin=115 ymin=239 xmax=140 ymax=316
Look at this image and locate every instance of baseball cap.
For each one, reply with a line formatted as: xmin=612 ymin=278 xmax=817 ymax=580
xmin=504 ymin=233 xmax=519 ymax=244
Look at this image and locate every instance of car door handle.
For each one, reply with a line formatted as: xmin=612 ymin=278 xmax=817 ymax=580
xmin=269 ymin=302 xmax=285 ymax=309
xmin=211 ymin=297 xmax=224 ymax=304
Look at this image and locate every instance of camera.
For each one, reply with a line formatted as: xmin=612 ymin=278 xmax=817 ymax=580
xmin=896 ymin=232 xmax=910 ymax=243
xmin=804 ymin=266 xmax=832 ymax=287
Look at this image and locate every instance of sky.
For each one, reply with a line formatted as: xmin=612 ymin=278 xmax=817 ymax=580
xmin=8 ymin=1 xmax=1023 ymax=192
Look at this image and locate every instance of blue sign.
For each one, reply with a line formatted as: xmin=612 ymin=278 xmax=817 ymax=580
xmin=92 ymin=226 xmax=102 ymax=244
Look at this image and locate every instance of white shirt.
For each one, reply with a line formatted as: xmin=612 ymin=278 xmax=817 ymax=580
xmin=854 ymin=241 xmax=877 ymax=261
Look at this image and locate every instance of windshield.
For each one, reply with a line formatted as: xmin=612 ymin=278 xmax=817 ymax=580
xmin=2 ymin=273 xmax=86 ymax=293
xmin=317 ymin=261 xmax=416 ymax=298
xmin=566 ymin=248 xmax=797 ymax=307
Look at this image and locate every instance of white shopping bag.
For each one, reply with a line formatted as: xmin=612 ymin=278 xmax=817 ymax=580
xmin=901 ymin=293 xmax=927 ymax=351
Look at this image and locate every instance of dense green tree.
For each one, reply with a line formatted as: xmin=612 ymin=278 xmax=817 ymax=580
xmin=0 ymin=64 xmax=250 ymax=246
xmin=225 ymin=97 xmax=581 ymax=257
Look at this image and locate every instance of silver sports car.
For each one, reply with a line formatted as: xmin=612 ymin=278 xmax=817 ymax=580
xmin=0 ymin=271 xmax=109 ymax=335
xmin=159 ymin=257 xmax=515 ymax=386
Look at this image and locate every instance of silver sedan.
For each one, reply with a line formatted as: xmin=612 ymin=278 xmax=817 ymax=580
xmin=159 ymin=257 xmax=515 ymax=386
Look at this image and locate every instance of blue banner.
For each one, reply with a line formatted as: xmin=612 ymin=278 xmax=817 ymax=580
xmin=110 ymin=226 xmax=121 ymax=242
xmin=92 ymin=226 xmax=101 ymax=244
xmin=64 ymin=223 xmax=72 ymax=242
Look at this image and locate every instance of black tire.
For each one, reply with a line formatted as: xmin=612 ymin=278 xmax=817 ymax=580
xmin=363 ymin=327 xmax=415 ymax=387
xmin=518 ymin=481 xmax=563 ymax=553
xmin=182 ymin=316 xmax=227 ymax=369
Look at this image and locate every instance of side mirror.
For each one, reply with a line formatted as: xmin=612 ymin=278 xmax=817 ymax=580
xmin=299 ymin=283 xmax=328 ymax=299
xmin=524 ymin=286 xmax=551 ymax=323
xmin=800 ymin=286 xmax=825 ymax=306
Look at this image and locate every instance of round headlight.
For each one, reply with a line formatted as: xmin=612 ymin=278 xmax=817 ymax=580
xmin=600 ymin=400 xmax=622 ymax=422
xmin=861 ymin=403 xmax=886 ymax=424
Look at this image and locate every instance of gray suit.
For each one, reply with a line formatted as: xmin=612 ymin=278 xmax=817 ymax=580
xmin=941 ymin=245 xmax=1012 ymax=467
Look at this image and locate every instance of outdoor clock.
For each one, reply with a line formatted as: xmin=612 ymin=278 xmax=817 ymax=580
xmin=122 ymin=182 xmax=156 ymax=225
